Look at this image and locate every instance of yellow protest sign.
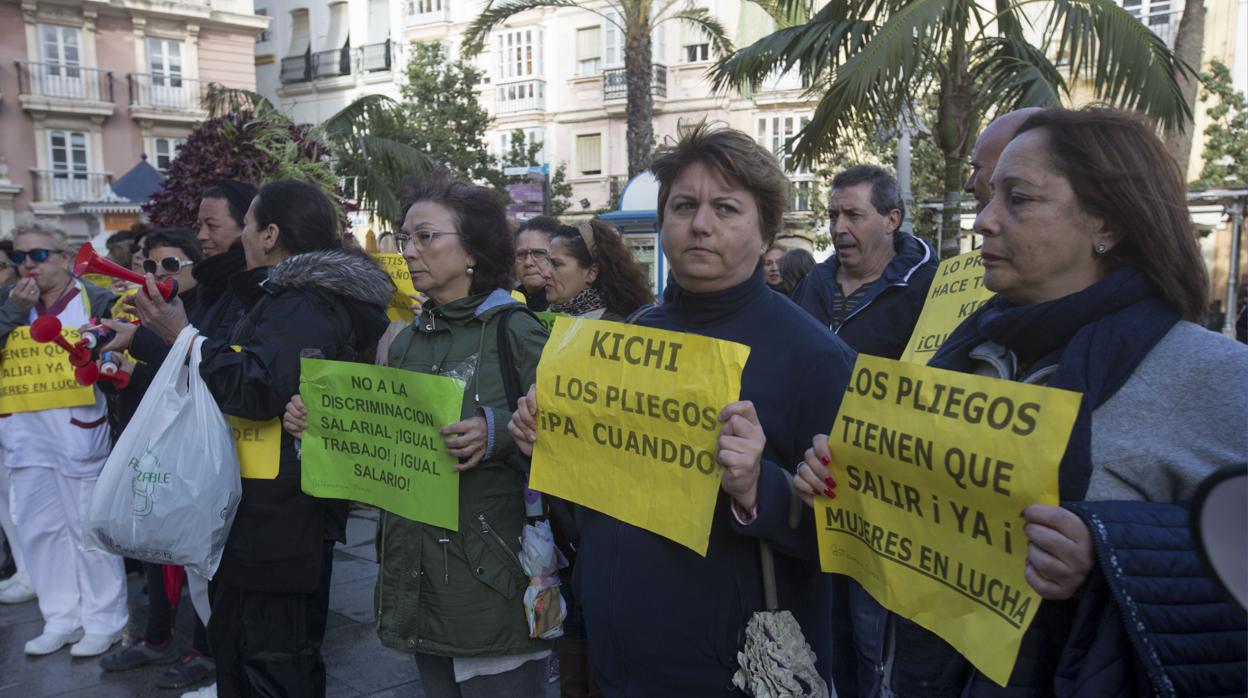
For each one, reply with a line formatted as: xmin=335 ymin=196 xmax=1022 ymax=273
xmin=110 ymin=288 xmax=140 ymax=323
xmin=816 ymin=355 xmax=1080 ymax=685
xmin=228 ymin=416 xmax=282 ymax=480
xmin=900 ymin=251 xmax=995 ymax=363
xmin=529 ymin=317 xmax=750 ymax=556
xmin=373 ymin=253 xmax=418 ymax=322
xmin=0 ymin=327 xmax=95 ymax=413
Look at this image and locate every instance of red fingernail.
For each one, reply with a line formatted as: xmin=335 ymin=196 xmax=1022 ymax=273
xmin=824 ymin=487 xmax=835 ymax=498
xmin=820 ymin=456 xmax=830 ymax=466
xmin=825 ymin=477 xmax=836 ymax=488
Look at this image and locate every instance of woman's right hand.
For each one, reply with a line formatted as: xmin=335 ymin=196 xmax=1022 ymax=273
xmin=282 ymin=394 xmax=308 ymax=438
xmin=794 ymin=433 xmax=838 ymax=508
xmin=98 ymin=318 xmax=139 ymax=353
xmin=508 ymin=384 xmax=539 ymax=457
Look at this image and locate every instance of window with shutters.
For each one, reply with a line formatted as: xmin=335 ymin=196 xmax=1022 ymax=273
xmin=147 ymin=38 xmax=184 ymax=87
xmin=603 ymin=12 xmax=622 ymax=68
xmin=577 ymin=26 xmax=601 ymax=76
xmin=576 ymin=134 xmax=602 ymax=176
xmin=756 ymin=113 xmax=815 ymax=211
xmin=495 ymin=27 xmax=543 ymax=82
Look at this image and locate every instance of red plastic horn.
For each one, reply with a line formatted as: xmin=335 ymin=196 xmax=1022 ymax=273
xmin=74 ymin=362 xmax=130 ymax=389
xmin=73 ymin=245 xmax=177 ymax=300
xmin=98 ymin=361 xmax=131 ymax=389
xmin=30 ymin=316 xmax=93 ymax=367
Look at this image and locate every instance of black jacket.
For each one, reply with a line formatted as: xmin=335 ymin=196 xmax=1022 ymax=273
xmin=792 ymin=232 xmax=937 ymax=359
xmin=198 ymin=249 xmax=392 ymax=593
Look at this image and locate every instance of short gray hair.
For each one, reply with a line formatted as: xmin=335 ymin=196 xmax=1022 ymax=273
xmin=831 ymin=165 xmax=905 ymax=230
xmin=11 ymin=218 xmax=69 ymax=250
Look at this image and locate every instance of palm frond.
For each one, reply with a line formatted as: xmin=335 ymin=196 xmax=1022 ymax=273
xmin=202 ymin=85 xmax=275 ymax=119
xmin=462 ymin=0 xmax=601 ymax=56
xmin=1040 ymin=0 xmax=1194 ymax=130
xmin=971 ymin=36 xmax=1066 ymax=109
xmin=659 ymin=7 xmax=734 ymax=57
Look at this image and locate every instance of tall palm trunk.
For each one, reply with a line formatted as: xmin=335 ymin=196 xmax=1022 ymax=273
xmin=625 ymin=17 xmax=654 ymax=177
xmin=1163 ymin=0 xmax=1206 ymax=178
xmin=936 ymin=34 xmax=976 ymax=257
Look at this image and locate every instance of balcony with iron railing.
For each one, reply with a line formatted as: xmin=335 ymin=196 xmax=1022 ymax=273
xmin=14 ymin=60 xmax=114 ymax=117
xmin=495 ymin=79 xmax=545 ymax=114
xmin=313 ymin=46 xmax=352 ymax=79
xmin=603 ymin=64 xmax=666 ymax=101
xmin=359 ymin=40 xmax=392 ymax=73
xmin=31 ymin=170 xmax=112 ymax=203
xmin=280 ymin=53 xmax=312 ymax=84
xmin=128 ymin=73 xmax=213 ymax=113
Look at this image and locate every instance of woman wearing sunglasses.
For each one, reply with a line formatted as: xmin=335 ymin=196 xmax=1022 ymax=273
xmin=0 ymin=221 xmax=127 ymax=658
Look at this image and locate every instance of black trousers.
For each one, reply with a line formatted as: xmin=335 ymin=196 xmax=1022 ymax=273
xmin=143 ymin=562 xmax=211 ymax=653
xmin=208 ymin=544 xmax=333 ymax=698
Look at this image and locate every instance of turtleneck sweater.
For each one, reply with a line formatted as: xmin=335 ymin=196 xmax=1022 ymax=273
xmin=573 ymin=268 xmax=857 ymax=696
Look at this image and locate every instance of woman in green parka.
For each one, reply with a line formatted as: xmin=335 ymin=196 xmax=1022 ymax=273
xmin=286 ymin=171 xmax=551 ymax=697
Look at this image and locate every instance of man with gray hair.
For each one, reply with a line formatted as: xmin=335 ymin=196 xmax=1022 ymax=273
xmin=793 ymin=165 xmax=937 ymax=359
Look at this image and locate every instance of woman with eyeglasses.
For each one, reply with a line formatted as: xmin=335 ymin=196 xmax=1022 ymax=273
xmin=0 ymin=221 xmax=128 ymax=658
xmin=513 ymin=216 xmax=559 ymax=311
xmin=283 ymin=170 xmax=553 ymax=697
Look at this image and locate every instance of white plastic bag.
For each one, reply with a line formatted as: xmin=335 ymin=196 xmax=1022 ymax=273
xmin=520 ymin=519 xmax=567 ymax=640
xmin=84 ymin=326 xmax=242 ymax=579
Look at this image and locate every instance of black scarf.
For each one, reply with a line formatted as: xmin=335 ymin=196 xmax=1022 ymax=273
xmin=929 ymin=266 xmax=1180 ymax=501
xmin=192 ymin=244 xmax=247 ymax=308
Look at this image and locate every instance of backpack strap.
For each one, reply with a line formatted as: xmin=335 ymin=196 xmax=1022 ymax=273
xmin=495 ymin=304 xmax=542 ymax=411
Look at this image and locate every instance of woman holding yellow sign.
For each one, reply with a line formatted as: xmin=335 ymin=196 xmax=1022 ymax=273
xmin=797 ymin=108 xmax=1248 ymax=696
xmin=512 ymin=124 xmax=857 ymax=696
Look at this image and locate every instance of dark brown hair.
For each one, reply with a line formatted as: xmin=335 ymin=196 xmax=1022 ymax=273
xmin=651 ymin=122 xmax=789 ymax=244
xmin=399 ymin=169 xmax=514 ymax=296
xmin=1016 ymin=107 xmax=1207 ymax=322
xmin=550 ymin=220 xmax=656 ymax=317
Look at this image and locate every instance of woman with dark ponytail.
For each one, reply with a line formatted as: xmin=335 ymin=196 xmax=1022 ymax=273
xmin=543 ymin=220 xmax=654 ymax=321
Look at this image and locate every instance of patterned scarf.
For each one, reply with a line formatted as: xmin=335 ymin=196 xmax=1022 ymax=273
xmin=549 ymin=286 xmax=605 ymax=317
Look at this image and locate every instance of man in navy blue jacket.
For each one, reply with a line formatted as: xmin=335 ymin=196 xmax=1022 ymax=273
xmin=792 ymin=166 xmax=937 ymax=360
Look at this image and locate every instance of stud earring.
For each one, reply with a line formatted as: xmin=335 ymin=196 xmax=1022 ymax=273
xmin=467 ymin=266 xmax=474 ymax=275
xmin=1095 ymin=243 xmax=1107 ymax=254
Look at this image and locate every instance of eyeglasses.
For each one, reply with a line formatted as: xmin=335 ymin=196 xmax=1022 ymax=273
xmin=7 ymin=249 xmax=61 ymax=265
xmin=142 ymin=257 xmax=194 ymax=275
xmin=515 ymin=249 xmax=549 ymax=263
xmin=396 ymin=230 xmax=460 ymax=250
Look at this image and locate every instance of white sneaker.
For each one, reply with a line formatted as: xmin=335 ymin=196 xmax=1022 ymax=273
xmin=70 ymin=631 xmax=123 ymax=657
xmin=24 ymin=628 xmax=84 ymax=655
xmin=182 ymin=683 xmax=217 ymax=697
xmin=0 ymin=571 xmax=35 ymax=604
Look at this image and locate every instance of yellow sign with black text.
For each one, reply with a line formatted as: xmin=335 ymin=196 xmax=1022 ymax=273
xmin=815 ymin=355 xmax=1080 ymax=685
xmin=900 ymin=251 xmax=996 ymax=363
xmin=0 ymin=327 xmax=95 ymax=413
xmin=228 ymin=416 xmax=282 ymax=480
xmin=529 ymin=318 xmax=751 ymax=556
xmin=373 ymin=254 xmax=418 ymax=322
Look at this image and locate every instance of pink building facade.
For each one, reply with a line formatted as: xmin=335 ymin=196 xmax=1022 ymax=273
xmin=0 ymin=0 xmax=266 ymax=243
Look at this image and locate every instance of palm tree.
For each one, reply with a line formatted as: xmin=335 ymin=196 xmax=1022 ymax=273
xmin=714 ymin=0 xmax=1195 ymax=251
xmin=463 ymin=1 xmax=746 ymax=177
xmin=321 ymin=94 xmax=434 ymax=228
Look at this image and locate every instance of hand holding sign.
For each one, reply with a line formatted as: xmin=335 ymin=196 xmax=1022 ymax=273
xmin=797 ymin=435 xmax=838 ymax=507
xmin=283 ymin=393 xmax=308 ymax=438
xmin=509 ymin=384 xmax=539 ymax=456
xmin=1021 ymin=504 xmax=1094 ymax=600
xmin=441 ymin=416 xmax=488 ymax=472
xmin=716 ymin=400 xmax=765 ymax=511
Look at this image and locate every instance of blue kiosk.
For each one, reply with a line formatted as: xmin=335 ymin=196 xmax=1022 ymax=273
xmin=598 ymin=172 xmax=667 ymax=295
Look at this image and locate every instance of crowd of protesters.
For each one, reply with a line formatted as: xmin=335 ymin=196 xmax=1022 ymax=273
xmin=0 ymin=106 xmax=1244 ymax=698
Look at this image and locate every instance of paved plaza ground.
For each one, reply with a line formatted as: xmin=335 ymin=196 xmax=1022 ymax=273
xmin=0 ymin=509 xmax=560 ymax=697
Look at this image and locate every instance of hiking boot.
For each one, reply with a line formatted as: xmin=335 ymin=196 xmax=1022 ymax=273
xmin=157 ymin=652 xmax=215 ymax=690
xmin=100 ymin=639 xmax=179 ymax=671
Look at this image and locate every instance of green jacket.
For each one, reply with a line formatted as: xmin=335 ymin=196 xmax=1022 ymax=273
xmin=376 ymin=289 xmax=550 ymax=658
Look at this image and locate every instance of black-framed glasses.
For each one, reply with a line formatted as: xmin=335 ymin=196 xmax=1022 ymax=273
xmin=7 ymin=249 xmax=60 ymax=265
xmin=396 ymin=230 xmax=460 ymax=250
xmin=142 ymin=257 xmax=194 ymax=275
